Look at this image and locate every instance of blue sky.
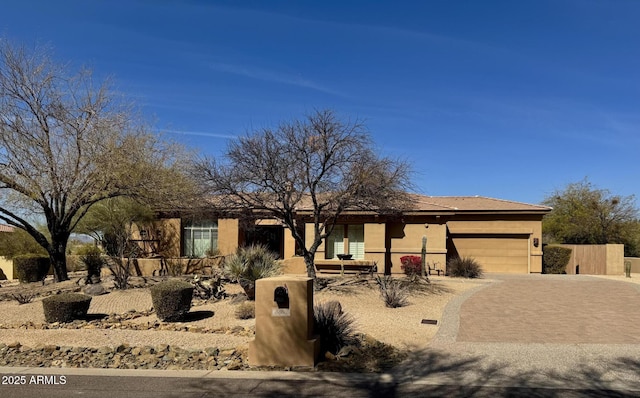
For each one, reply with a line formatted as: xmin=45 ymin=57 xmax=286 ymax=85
xmin=2 ymin=0 xmax=639 ymax=205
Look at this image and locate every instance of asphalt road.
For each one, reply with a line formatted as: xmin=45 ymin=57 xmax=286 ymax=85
xmin=1 ymin=368 xmax=639 ymax=398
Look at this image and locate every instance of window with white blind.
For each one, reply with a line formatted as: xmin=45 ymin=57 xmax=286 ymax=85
xmin=183 ymin=220 xmax=218 ymax=257
xmin=347 ymin=224 xmax=364 ymax=259
xmin=325 ymin=224 xmax=364 ymax=259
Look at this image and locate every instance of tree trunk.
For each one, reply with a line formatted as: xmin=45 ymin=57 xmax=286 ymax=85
xmin=304 ymin=252 xmax=317 ymax=279
xmin=49 ymin=237 xmax=69 ymax=282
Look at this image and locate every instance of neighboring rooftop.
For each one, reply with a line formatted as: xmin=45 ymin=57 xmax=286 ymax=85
xmin=0 ymin=224 xmax=15 ymax=233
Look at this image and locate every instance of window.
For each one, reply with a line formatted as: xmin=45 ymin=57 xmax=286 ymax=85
xmin=348 ymin=224 xmax=364 ymax=259
xmin=183 ymin=219 xmax=218 ymax=257
xmin=325 ymin=224 xmax=364 ymax=260
xmin=325 ymin=226 xmax=344 ymax=260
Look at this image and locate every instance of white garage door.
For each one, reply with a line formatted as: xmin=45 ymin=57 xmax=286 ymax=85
xmin=450 ymin=234 xmax=529 ymax=273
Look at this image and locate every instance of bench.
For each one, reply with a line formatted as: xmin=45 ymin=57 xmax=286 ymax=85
xmin=315 ymin=260 xmax=377 ymax=276
xmin=428 ymin=263 xmax=444 ymax=276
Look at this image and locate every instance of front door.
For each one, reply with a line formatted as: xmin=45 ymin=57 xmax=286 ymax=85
xmin=245 ymin=226 xmax=284 ymax=259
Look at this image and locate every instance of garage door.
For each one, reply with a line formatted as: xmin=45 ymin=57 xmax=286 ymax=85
xmin=450 ymin=234 xmax=529 ymax=273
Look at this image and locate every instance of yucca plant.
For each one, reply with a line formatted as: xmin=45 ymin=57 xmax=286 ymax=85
xmin=12 ymin=290 xmax=36 ymax=305
xmin=314 ymin=300 xmax=355 ymax=355
xmin=77 ymin=245 xmax=104 ymax=283
xmin=447 ymin=256 xmax=483 ymax=278
xmin=224 ymin=244 xmax=282 ymax=300
xmin=375 ymin=275 xmax=409 ymax=308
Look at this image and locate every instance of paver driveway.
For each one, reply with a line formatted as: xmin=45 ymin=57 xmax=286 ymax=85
xmin=456 ymin=274 xmax=640 ymax=344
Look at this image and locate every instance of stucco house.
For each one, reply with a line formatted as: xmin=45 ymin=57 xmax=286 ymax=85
xmin=0 ymin=224 xmax=15 ymax=280
xmin=134 ymin=194 xmax=551 ymax=275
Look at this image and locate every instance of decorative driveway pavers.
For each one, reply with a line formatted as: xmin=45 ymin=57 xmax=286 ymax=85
xmin=397 ymin=274 xmax=640 ymax=393
xmin=456 ymin=274 xmax=640 ymax=344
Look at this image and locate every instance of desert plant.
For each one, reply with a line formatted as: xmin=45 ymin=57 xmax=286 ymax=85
xmin=13 ymin=254 xmax=50 ymax=283
xmin=77 ymin=245 xmax=104 ymax=282
xmin=400 ymin=255 xmax=422 ymax=277
xmin=150 ymin=279 xmax=194 ymax=321
xmin=542 ymin=246 xmax=572 ymax=274
xmin=42 ymin=293 xmax=92 ymax=323
xmin=205 ymin=248 xmax=222 ymax=258
xmin=314 ymin=300 xmax=355 ymax=355
xmin=162 ymin=258 xmax=185 ymax=277
xmin=235 ymin=301 xmax=255 ymax=319
xmin=65 ymin=255 xmax=85 ymax=272
xmin=12 ymin=291 xmax=36 ymax=304
xmin=224 ymin=244 xmax=282 ymax=300
xmin=191 ymin=274 xmax=226 ymax=301
xmin=447 ymin=256 xmax=483 ymax=278
xmin=374 ymin=275 xmax=409 ymax=308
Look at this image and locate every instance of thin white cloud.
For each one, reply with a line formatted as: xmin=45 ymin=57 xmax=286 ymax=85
xmin=161 ymin=129 xmax=236 ymax=139
xmin=207 ymin=62 xmax=345 ymax=97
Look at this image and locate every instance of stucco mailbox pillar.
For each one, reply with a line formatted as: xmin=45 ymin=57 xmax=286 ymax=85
xmin=249 ymin=275 xmax=319 ymax=367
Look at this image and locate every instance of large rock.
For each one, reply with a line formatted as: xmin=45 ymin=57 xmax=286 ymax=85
xmin=83 ymin=284 xmax=107 ymax=296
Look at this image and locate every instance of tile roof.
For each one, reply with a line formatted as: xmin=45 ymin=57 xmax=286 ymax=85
xmin=197 ymin=193 xmax=551 ymax=214
xmin=408 ymin=194 xmax=552 ymax=212
xmin=0 ymin=224 xmax=15 ymax=233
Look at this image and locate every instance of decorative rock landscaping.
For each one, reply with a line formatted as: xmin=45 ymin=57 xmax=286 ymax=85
xmin=0 ymin=342 xmax=248 ymax=371
xmin=0 ymin=309 xmax=255 ymax=336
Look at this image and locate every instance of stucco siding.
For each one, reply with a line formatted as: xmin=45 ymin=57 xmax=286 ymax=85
xmin=0 ymin=256 xmax=13 ymax=280
xmin=387 ymin=221 xmax=447 ymax=273
xmin=218 ymin=218 xmax=240 ymax=255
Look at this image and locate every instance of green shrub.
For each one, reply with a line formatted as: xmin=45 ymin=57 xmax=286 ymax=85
xmin=0 ymin=228 xmax=47 ymax=259
xmin=78 ymin=245 xmax=104 ymax=281
xmin=65 ymin=255 xmax=85 ymax=272
xmin=314 ymin=300 xmax=355 ymax=355
xmin=447 ymin=256 xmax=483 ymax=278
xmin=234 ymin=301 xmax=255 ymax=320
xmin=224 ymin=244 xmax=282 ymax=300
xmin=14 ymin=254 xmax=50 ymax=283
xmin=42 ymin=293 xmax=92 ymax=323
xmin=542 ymin=246 xmax=572 ymax=274
xmin=374 ymin=275 xmax=409 ymax=308
xmin=150 ymin=279 xmax=194 ymax=321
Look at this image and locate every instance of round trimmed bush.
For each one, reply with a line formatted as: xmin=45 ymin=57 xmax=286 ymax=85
xmin=42 ymin=293 xmax=92 ymax=323
xmin=150 ymin=279 xmax=194 ymax=322
xmin=14 ymin=254 xmax=51 ymax=283
xmin=542 ymin=246 xmax=572 ymax=274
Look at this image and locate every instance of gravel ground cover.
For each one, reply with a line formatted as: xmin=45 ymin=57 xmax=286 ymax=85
xmin=0 ymin=274 xmax=482 ymax=372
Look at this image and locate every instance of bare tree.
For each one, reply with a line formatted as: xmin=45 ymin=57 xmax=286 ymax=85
xmin=0 ymin=40 xmax=191 ymax=281
xmin=195 ymin=109 xmax=412 ymax=278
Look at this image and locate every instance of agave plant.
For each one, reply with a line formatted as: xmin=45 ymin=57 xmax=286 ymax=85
xmin=224 ymin=244 xmax=282 ymax=299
